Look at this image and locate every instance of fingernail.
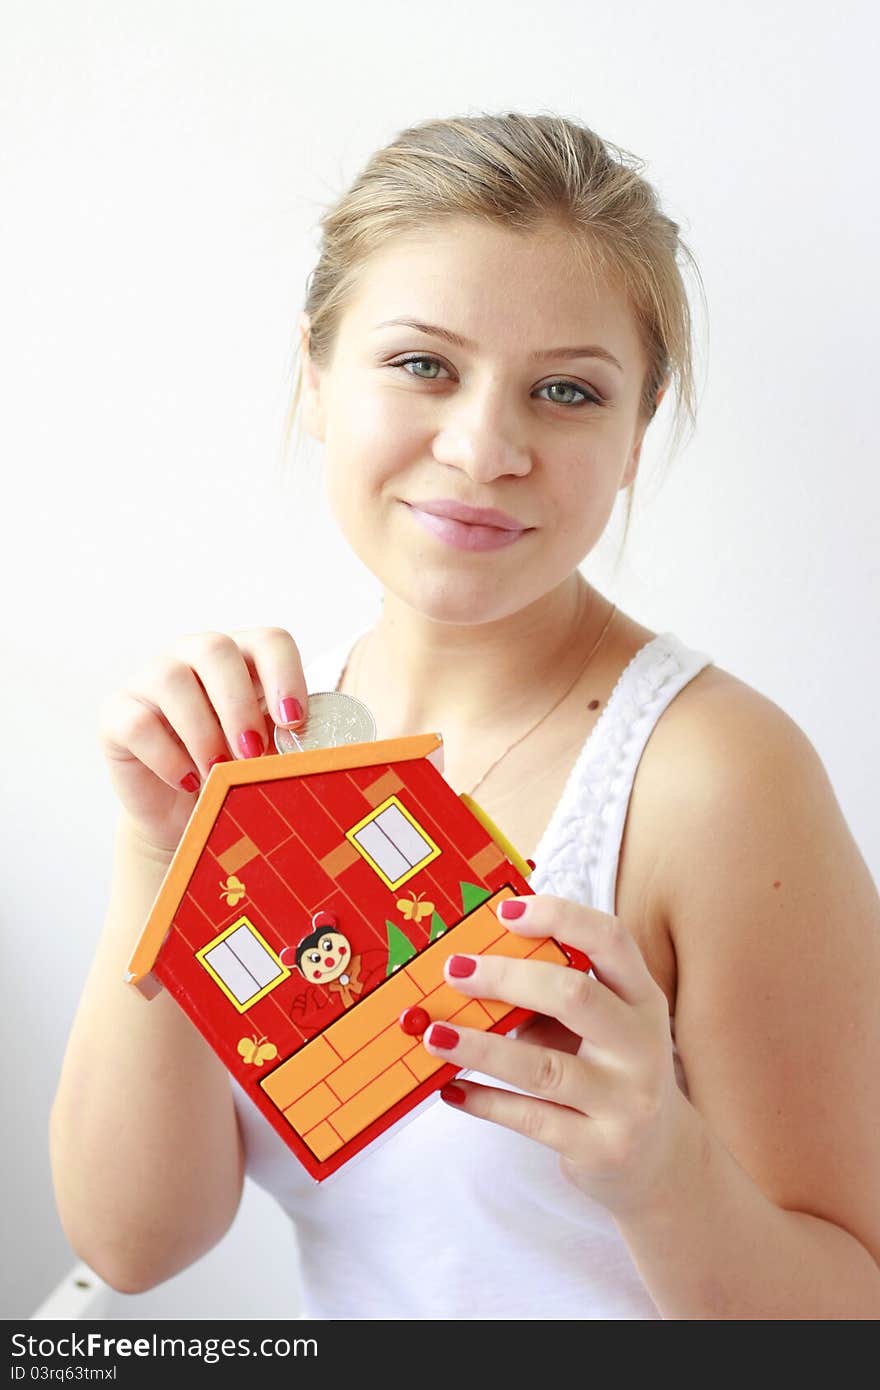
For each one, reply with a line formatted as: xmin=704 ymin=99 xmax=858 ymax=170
xmin=208 ymin=753 xmax=231 ymax=769
xmin=179 ymin=772 xmax=200 ymax=793
xmin=279 ymin=697 xmax=304 ymax=724
xmin=499 ymin=898 xmax=527 ymax=920
xmin=447 ymin=955 xmax=477 ymax=979
xmin=440 ymin=1083 xmax=466 ymax=1106
xmin=427 ymin=1023 xmax=459 ymax=1051
xmin=238 ymin=729 xmax=264 ymax=758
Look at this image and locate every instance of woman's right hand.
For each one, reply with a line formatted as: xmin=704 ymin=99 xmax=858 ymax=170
xmin=98 ymin=628 xmax=309 ymax=854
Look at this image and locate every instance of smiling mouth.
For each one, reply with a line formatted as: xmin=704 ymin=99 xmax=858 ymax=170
xmin=402 ymin=502 xmax=532 ymax=552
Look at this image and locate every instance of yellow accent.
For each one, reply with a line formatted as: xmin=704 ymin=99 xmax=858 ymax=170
xmin=458 ymin=794 xmax=533 ymax=880
xmin=196 ymin=915 xmax=290 ymax=1014
xmin=220 ymin=875 xmax=247 ymax=906
xmin=237 ymin=1034 xmax=278 ymax=1066
xmin=397 ymin=891 xmax=434 ymax=921
xmin=345 ymin=794 xmax=441 ymax=891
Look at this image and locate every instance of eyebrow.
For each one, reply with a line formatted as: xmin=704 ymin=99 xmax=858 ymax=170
xmin=372 ymin=318 xmax=624 ymax=372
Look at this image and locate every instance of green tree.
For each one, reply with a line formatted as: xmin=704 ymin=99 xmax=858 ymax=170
xmin=460 ymin=881 xmax=492 ymax=915
xmin=385 ymin=919 xmax=418 ymax=975
xmin=428 ymin=910 xmax=448 ymax=942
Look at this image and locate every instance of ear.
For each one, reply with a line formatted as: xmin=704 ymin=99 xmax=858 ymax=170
xmin=298 ymin=312 xmax=326 ymax=443
xmin=620 ymin=437 xmax=643 ymax=491
xmin=620 ymin=383 xmax=667 ymax=490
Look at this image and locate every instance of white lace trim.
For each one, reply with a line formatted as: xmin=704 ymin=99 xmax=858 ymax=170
xmin=529 ymin=632 xmax=712 ymax=914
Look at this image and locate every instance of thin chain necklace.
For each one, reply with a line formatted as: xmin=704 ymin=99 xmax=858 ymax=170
xmin=343 ymin=599 xmax=618 ymax=799
xmin=465 ymin=599 xmax=617 ymax=797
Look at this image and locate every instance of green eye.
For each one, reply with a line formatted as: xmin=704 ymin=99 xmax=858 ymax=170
xmin=395 ymin=355 xmax=444 ymax=379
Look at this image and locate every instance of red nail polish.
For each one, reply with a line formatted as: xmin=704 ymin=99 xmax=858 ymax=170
xmin=428 ymin=1023 xmax=459 ymax=1051
xmin=500 ymin=899 xmax=527 ymax=919
xmin=441 ymin=1083 xmax=466 ymax=1106
xmin=238 ymin=729 xmax=264 ymax=758
xmin=179 ymin=772 xmax=200 ymax=793
xmin=279 ymin=697 xmax=304 ymax=724
xmin=208 ymin=753 xmax=231 ymax=769
xmin=447 ymin=955 xmax=477 ymax=978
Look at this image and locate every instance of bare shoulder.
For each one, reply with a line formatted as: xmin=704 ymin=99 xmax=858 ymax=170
xmin=631 ymin=658 xmax=880 ymax=1258
xmin=632 ymin=654 xmax=876 ymax=962
xmin=636 ymin=657 xmax=872 ymax=921
xmin=643 ymin=657 xmax=824 ymax=776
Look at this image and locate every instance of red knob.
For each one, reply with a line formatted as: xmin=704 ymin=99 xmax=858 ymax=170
xmin=399 ymin=1005 xmax=431 ymax=1037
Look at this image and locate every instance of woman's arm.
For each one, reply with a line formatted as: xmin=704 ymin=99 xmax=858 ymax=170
xmin=49 ymin=815 xmax=245 ymax=1293
xmin=614 ymin=682 xmax=880 ymax=1317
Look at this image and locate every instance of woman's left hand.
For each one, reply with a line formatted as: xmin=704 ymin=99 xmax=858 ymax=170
xmin=424 ymin=893 xmax=693 ymax=1219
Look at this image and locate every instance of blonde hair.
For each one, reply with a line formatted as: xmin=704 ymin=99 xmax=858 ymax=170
xmin=280 ymin=110 xmax=706 ymax=551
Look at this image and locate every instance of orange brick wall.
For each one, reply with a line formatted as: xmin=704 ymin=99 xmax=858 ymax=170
xmin=260 ymin=887 xmax=566 ymax=1160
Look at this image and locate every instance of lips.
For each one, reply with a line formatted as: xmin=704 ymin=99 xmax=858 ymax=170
xmin=407 ymin=498 xmax=527 ymax=530
xmin=403 ymin=501 xmax=530 ymax=553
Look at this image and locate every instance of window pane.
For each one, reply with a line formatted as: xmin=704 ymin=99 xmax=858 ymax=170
xmin=204 ymin=940 xmax=262 ymax=1004
xmin=353 ymin=820 xmax=410 ymax=880
xmin=375 ymin=804 xmax=432 ymax=866
xmin=226 ymin=923 xmax=282 ymax=988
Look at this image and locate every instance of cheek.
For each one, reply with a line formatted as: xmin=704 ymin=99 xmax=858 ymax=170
xmin=324 ymin=380 xmax=422 ymax=482
xmin=323 ymin=397 xmax=425 ymax=553
xmin=555 ymin=443 xmax=622 ymax=514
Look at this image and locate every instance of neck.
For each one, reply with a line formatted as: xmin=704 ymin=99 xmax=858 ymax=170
xmin=352 ymin=573 xmax=610 ymax=745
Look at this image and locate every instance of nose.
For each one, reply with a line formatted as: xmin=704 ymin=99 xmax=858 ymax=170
xmin=323 ymin=956 xmax=335 ymax=968
xmin=430 ymin=380 xmax=532 ymax=481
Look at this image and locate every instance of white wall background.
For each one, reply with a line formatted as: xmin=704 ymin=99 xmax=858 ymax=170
xmin=2 ymin=0 xmax=877 ymax=1321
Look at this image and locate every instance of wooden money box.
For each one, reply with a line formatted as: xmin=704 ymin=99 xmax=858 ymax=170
xmin=126 ymin=733 xmax=589 ymax=1181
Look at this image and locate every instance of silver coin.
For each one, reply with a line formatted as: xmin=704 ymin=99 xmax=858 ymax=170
xmin=273 ymin=691 xmax=377 ymax=754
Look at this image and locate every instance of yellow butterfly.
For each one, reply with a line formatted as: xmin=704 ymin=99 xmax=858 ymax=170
xmin=237 ymin=1033 xmax=278 ymax=1067
xmin=220 ymin=875 xmax=246 ymax=906
xmin=396 ymin=890 xmax=434 ymax=922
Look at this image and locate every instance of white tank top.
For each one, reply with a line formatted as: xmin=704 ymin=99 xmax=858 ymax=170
xmin=231 ymin=627 xmax=713 ymax=1319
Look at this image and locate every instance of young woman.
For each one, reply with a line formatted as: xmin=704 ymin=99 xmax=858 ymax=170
xmin=50 ymin=112 xmax=880 ymax=1319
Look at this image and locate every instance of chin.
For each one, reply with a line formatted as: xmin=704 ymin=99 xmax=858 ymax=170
xmin=384 ymin=566 xmax=538 ymax=627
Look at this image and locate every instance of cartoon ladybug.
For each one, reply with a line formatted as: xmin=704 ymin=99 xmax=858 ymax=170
xmin=287 ymin=911 xmax=364 ymax=1008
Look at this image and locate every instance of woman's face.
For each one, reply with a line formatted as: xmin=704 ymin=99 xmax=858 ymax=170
xmin=301 ymin=218 xmax=651 ymax=625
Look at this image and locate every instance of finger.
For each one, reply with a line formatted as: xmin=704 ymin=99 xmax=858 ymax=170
xmin=442 ymin=952 xmax=634 ymax=1058
xmin=495 ymin=895 xmax=661 ymax=1008
xmin=231 ymin=627 xmax=309 ymax=729
xmin=99 ymin=687 xmax=209 ymax=793
xmin=438 ymin=1073 xmax=587 ymax=1157
xmin=167 ymin=631 xmax=270 ymax=761
xmin=424 ymin=1019 xmax=612 ymax=1117
xmin=125 ymin=652 xmax=235 ymax=779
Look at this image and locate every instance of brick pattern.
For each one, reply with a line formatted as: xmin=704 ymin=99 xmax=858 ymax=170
xmin=362 ymin=768 xmax=405 ymax=807
xmin=468 ymin=840 xmax=507 ymax=879
xmin=217 ymin=834 xmax=259 ymax=876
xmin=260 ymin=887 xmax=566 ymax=1159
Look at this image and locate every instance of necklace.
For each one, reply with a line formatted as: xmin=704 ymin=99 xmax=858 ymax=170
xmin=465 ymin=599 xmax=617 ymax=797
xmin=341 ymin=599 xmax=618 ymax=799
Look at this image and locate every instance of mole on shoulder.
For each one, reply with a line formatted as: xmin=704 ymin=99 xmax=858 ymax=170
xmin=588 ymin=699 xmax=600 ymax=710
xmin=772 ymin=880 xmax=782 ymax=889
